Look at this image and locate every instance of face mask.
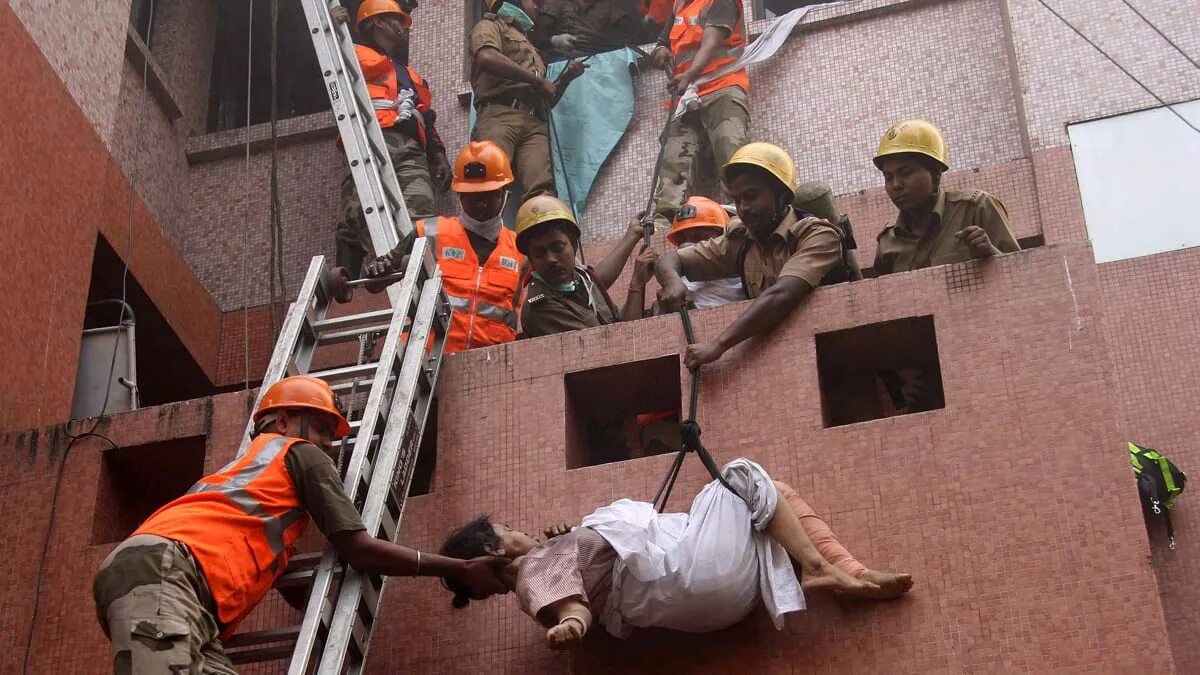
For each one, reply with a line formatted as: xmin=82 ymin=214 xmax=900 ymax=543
xmin=677 ymin=241 xmax=695 ymax=249
xmin=497 ymin=2 xmax=535 ymax=32
xmin=460 ymin=193 xmax=508 ymax=242
xmin=532 ymin=271 xmax=578 ymax=293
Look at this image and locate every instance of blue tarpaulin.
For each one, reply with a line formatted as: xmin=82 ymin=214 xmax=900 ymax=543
xmin=469 ymin=48 xmax=638 ymax=222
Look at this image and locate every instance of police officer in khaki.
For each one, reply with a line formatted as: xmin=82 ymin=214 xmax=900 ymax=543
xmin=469 ymin=0 xmax=587 ymax=198
xmin=872 ymin=119 xmax=1020 ymax=276
xmin=656 ymin=142 xmax=853 ymax=370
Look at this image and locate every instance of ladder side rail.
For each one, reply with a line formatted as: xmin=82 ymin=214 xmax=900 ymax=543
xmin=287 ymin=240 xmax=435 ymax=672
xmin=346 ymin=282 xmax=450 ymax=675
xmin=317 ymin=272 xmax=446 ymax=674
xmin=235 ymin=256 xmax=328 ymax=458
xmin=298 ymin=0 xmax=412 ymax=256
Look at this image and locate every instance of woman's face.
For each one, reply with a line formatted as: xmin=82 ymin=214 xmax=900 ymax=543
xmin=491 ymin=523 xmax=539 ymax=558
xmin=525 ymin=226 xmax=577 ymax=286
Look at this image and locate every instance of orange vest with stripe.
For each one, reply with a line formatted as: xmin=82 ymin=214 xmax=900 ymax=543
xmin=642 ymin=0 xmax=672 ymax=26
xmin=134 ymin=434 xmax=310 ymax=636
xmin=357 ymin=45 xmax=432 ymax=148
xmin=669 ymin=0 xmax=748 ymax=98
xmin=416 ymin=217 xmax=523 ymax=353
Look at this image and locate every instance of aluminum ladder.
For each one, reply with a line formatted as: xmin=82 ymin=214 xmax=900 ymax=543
xmin=222 ymin=240 xmax=449 ymax=673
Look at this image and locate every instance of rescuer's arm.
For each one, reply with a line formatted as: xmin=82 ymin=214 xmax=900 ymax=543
xmin=474 ymin=47 xmax=557 ymax=100
xmin=682 ymin=276 xmax=812 ymax=370
xmin=331 ymin=530 xmax=508 ymax=594
xmin=621 ymin=247 xmax=658 ymax=321
xmin=667 ymin=26 xmax=728 ymax=95
xmin=591 ymin=216 xmax=647 ymax=290
xmin=654 ymin=249 xmax=690 ymax=310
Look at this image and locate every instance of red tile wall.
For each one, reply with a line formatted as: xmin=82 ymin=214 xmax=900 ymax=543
xmin=0 ymin=3 xmax=223 ymax=432
xmin=2 ymin=243 xmax=1174 ymax=674
xmin=1099 ymin=247 xmax=1200 ymax=674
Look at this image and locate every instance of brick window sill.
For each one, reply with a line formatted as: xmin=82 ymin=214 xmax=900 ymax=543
xmin=184 ymin=112 xmax=338 ymax=163
xmin=123 ymin=25 xmax=184 ymax=122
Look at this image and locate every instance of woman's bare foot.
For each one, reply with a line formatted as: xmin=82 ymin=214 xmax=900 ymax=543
xmin=852 ymin=569 xmax=914 ymax=600
xmin=799 ymin=562 xmax=881 ymax=596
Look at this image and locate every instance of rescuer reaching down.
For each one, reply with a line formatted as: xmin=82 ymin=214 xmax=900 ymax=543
xmin=665 ymin=196 xmax=747 ymax=309
xmin=516 ymin=195 xmax=658 ymax=337
xmin=655 ymin=142 xmax=857 ymax=370
xmin=92 ymin=376 xmax=506 ymax=674
xmin=439 ymin=458 xmax=913 ymax=649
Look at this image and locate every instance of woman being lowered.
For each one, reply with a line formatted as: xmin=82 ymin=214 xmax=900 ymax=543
xmin=439 ymin=458 xmax=912 ymax=649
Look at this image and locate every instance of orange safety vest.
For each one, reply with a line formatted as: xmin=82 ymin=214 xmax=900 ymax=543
xmin=356 ymin=44 xmax=433 ymax=148
xmin=642 ymin=0 xmax=672 ymax=26
xmin=668 ymin=0 xmax=748 ymax=98
xmin=134 ymin=434 xmax=310 ymax=636
xmin=416 ymin=217 xmax=524 ymax=353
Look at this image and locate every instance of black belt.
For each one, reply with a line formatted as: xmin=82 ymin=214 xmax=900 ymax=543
xmin=476 ymin=96 xmax=545 ymax=121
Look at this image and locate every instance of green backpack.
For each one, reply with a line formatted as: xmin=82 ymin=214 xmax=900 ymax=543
xmin=1129 ymin=442 xmax=1187 ymax=550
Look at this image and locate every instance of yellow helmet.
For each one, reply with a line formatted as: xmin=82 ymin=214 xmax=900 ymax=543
xmin=515 ymin=195 xmax=580 ymax=255
xmin=873 ymin=119 xmax=948 ymax=171
xmin=722 ymin=142 xmax=798 ymax=200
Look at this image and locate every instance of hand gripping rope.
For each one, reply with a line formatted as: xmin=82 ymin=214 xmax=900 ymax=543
xmin=652 ymin=305 xmax=745 ymax=512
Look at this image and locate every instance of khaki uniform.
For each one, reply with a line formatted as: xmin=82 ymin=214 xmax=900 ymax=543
xmin=337 ymin=126 xmax=438 ymax=256
xmin=521 ymin=267 xmax=620 ymax=338
xmin=470 ymin=15 xmax=556 ymax=198
xmin=93 ymin=444 xmax=365 ymax=674
xmin=653 ymin=0 xmax=750 ymax=216
xmin=676 ymin=209 xmax=846 ymax=298
xmin=873 ymin=189 xmax=1020 ymax=276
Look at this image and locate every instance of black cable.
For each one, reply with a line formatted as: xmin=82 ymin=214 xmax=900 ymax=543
xmin=1116 ymin=0 xmax=1200 ymax=72
xmin=1033 ymin=0 xmax=1200 ymax=135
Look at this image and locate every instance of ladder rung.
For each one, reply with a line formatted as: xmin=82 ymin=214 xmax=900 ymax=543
xmin=228 ymin=644 xmax=297 ymax=665
xmin=285 ymin=552 xmax=323 ymax=571
xmin=310 ymin=362 xmax=378 ymax=382
xmin=225 ymin=625 xmax=301 ymax=649
xmin=313 ymin=309 xmax=392 ymax=334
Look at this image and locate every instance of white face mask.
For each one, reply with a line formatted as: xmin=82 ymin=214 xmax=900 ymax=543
xmin=677 ymin=241 xmax=695 ymax=249
xmin=459 ymin=193 xmax=508 ymax=241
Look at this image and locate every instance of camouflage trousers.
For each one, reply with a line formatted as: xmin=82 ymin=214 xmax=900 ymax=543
xmin=653 ymin=86 xmax=751 ymax=218
xmin=93 ymin=534 xmax=237 ymax=674
xmin=337 ymin=126 xmax=437 ymax=257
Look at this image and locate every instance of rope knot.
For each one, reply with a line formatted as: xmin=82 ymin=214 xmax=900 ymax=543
xmin=680 ymin=420 xmax=703 ymax=452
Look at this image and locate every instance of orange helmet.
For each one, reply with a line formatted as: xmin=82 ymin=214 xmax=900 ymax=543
xmin=254 ymin=375 xmax=351 ymax=438
xmin=451 ymin=141 xmax=515 ymax=193
xmin=667 ymin=196 xmax=729 ymax=245
xmin=356 ymin=0 xmax=412 ymax=30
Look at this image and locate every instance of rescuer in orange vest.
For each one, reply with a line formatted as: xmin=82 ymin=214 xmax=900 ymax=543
xmin=332 ymin=0 xmax=453 ymax=279
xmin=92 ymin=376 xmax=506 ymax=673
xmin=647 ymin=0 xmax=751 ymax=222
xmin=363 ymin=141 xmax=527 ymax=353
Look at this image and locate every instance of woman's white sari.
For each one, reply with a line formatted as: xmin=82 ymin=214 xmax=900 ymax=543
xmin=581 ymin=458 xmax=805 ymax=638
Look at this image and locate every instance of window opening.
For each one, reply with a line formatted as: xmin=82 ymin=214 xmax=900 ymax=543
xmin=816 ymin=316 xmax=945 ymax=427
xmin=91 ymin=436 xmax=207 ymax=544
xmin=207 ymin=0 xmax=329 ymax=132
xmin=565 ymin=356 xmax=682 ymax=469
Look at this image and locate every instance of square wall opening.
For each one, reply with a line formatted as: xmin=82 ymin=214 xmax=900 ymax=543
xmin=91 ymin=436 xmax=207 ymax=545
xmin=565 ymin=356 xmax=682 ymax=469
xmin=816 ymin=316 xmax=945 ymax=428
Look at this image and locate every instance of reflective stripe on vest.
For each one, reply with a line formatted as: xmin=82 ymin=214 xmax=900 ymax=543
xmin=133 ymin=434 xmax=311 ymax=636
xmin=356 ymin=45 xmax=430 ymax=148
xmin=417 ymin=217 xmax=523 ymax=352
xmin=668 ymin=0 xmax=748 ymax=97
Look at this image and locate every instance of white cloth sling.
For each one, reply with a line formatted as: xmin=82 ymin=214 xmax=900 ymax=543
xmin=581 ymin=458 xmax=805 ymax=638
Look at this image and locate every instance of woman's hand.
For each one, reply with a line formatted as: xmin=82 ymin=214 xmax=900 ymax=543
xmin=546 ymin=617 xmax=586 ymax=650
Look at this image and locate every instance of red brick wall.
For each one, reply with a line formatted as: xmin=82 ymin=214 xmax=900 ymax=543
xmin=0 ymin=243 xmax=1176 ymax=674
xmin=1099 ymin=247 xmax=1200 ymax=673
xmin=0 ymin=3 xmax=223 ymax=432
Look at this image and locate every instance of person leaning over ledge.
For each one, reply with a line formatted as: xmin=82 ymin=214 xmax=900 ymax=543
xmin=655 ymin=142 xmax=854 ymax=370
xmin=516 ymin=195 xmax=657 ymax=338
xmin=872 ymin=119 xmax=1020 ymax=277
